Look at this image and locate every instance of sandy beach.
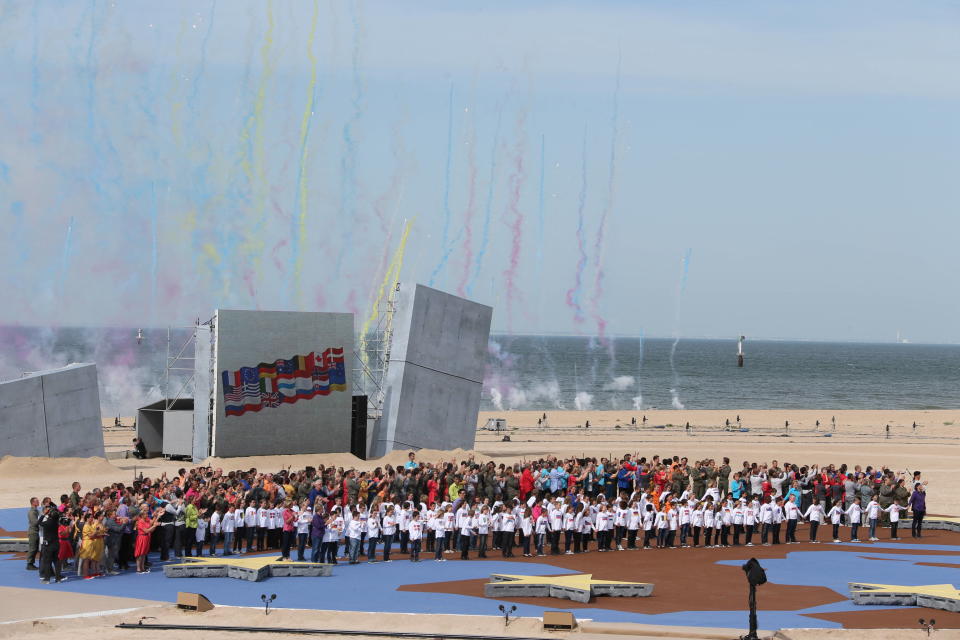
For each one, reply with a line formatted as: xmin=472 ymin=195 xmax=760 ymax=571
xmin=10 ymin=409 xmax=952 ymax=513
xmin=0 ymin=408 xmax=957 ymax=640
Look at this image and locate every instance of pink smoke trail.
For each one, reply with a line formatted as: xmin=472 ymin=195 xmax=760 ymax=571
xmin=589 ymin=51 xmax=622 ymax=347
xmin=565 ymin=129 xmax=589 ymax=326
xmin=456 ymin=116 xmax=478 ymax=298
xmin=501 ymin=112 xmax=528 ymax=330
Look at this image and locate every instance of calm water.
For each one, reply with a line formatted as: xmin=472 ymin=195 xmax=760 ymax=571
xmin=0 ymin=327 xmax=958 ymax=414
xmin=482 ymin=335 xmax=960 ymax=411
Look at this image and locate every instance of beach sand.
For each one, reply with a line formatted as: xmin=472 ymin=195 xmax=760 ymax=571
xmin=1 ymin=409 xmax=956 ymax=639
xmin=7 ymin=410 xmax=958 ymax=515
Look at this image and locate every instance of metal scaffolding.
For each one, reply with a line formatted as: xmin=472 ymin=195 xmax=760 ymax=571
xmin=353 ymin=282 xmax=400 ymax=419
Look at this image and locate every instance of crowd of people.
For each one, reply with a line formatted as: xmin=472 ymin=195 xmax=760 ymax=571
xmin=24 ymin=451 xmax=932 ymax=584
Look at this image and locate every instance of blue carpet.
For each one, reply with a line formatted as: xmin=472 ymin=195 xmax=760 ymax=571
xmin=3 ymin=507 xmax=958 ymax=630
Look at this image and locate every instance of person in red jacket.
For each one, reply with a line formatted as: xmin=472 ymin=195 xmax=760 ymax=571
xmin=519 ymin=466 xmax=534 ymax=502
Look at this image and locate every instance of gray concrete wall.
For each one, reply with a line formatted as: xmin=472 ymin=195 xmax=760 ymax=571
xmin=163 ymin=410 xmax=195 ymax=457
xmin=211 ymin=309 xmax=354 ymax=457
xmin=370 ymin=284 xmax=492 ymax=457
xmin=192 ymin=324 xmax=213 ymax=460
xmin=0 ymin=363 xmax=104 ymax=457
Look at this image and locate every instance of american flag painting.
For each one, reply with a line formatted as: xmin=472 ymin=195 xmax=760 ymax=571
xmin=221 ymin=347 xmax=347 ymax=417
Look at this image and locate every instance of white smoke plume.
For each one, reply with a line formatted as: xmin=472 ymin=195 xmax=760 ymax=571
xmin=573 ymin=391 xmax=593 ymax=411
xmin=489 ymin=387 xmax=504 ymax=411
xmin=604 ymin=375 xmax=635 ymax=391
xmin=632 ymin=394 xmax=643 ymax=410
xmin=670 ymin=389 xmax=685 ymax=410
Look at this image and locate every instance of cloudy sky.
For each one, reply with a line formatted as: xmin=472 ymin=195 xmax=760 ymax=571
xmin=1 ymin=0 xmax=957 ymax=342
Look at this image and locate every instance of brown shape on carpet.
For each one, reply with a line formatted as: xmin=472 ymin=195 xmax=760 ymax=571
xmin=805 ymin=607 xmax=960 ymax=629
xmin=399 ymin=545 xmax=844 ymax=614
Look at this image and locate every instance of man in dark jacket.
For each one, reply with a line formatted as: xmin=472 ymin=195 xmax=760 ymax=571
xmin=26 ymin=497 xmax=40 ymax=571
xmin=37 ymin=504 xmax=61 ymax=584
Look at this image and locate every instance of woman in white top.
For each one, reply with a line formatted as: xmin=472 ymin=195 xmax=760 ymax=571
xmin=296 ymin=503 xmax=312 ymax=561
xmin=520 ymin=508 xmax=534 ymax=557
xmin=803 ymin=498 xmax=825 ymax=543
xmin=845 ymin=497 xmax=863 ymax=542
xmin=209 ymin=509 xmax=223 ymax=556
xmin=500 ymin=506 xmax=516 ymax=558
xmin=381 ymin=506 xmax=397 ymax=562
xmin=365 ymin=510 xmax=381 ymax=561
xmin=477 ymin=507 xmax=490 ymax=558
xmin=407 ymin=512 xmax=423 ymax=562
xmin=883 ymin=502 xmax=906 ymax=540
xmin=346 ymin=508 xmax=364 ymax=564
xmin=827 ymin=502 xmax=844 ymax=542
xmin=865 ymin=497 xmax=882 ymax=541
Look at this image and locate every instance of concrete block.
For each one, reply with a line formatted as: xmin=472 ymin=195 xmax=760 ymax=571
xmin=370 ymin=284 xmax=492 ymax=457
xmin=164 ymin=557 xmax=333 ymax=582
xmin=0 ymin=364 xmax=104 ymax=457
xmin=923 ymin=518 xmax=960 ymax=533
xmin=848 ymin=582 xmax=960 ymax=613
xmin=484 ymin=574 xmax=652 ymax=604
xmin=212 ymin=310 xmax=353 ymax=458
xmin=0 ymin=538 xmax=29 ymax=553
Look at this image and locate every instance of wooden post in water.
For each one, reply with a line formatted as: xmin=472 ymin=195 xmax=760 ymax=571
xmin=737 ymin=335 xmax=745 ymax=367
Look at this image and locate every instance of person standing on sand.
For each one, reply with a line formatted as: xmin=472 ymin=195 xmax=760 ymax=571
xmin=26 ymin=497 xmax=40 ymax=571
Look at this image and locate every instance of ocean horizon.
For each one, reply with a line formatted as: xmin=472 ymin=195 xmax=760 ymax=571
xmin=1 ymin=327 xmax=958 ymax=416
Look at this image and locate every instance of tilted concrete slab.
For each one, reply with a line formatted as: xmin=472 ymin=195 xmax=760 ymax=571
xmin=484 ymin=573 xmax=653 ymax=604
xmin=849 ymin=582 xmax=960 ymax=613
xmin=163 ymin=555 xmax=333 ymax=582
xmin=0 ymin=538 xmax=29 ymax=553
xmin=923 ymin=517 xmax=960 ymax=533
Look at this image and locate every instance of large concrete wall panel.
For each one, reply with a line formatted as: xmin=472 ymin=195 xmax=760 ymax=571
xmin=0 ymin=375 xmax=48 ymax=456
xmin=0 ymin=364 xmax=104 ymax=458
xmin=163 ymin=411 xmax=195 ymax=457
xmin=42 ymin=364 xmax=104 ymax=458
xmin=212 ymin=310 xmax=354 ymax=458
xmin=192 ymin=324 xmax=213 ymax=460
xmin=371 ymin=284 xmax=491 ymax=457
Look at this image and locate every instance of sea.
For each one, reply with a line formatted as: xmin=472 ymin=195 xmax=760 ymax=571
xmin=0 ymin=327 xmax=958 ymax=415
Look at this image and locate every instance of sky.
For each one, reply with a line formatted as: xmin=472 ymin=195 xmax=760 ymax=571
xmin=0 ymin=0 xmax=958 ymax=343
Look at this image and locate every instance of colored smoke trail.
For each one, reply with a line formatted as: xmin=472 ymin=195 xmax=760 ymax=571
xmin=535 ymin=134 xmax=546 ymax=315
xmin=358 ymin=218 xmax=413 ymax=371
xmin=190 ymin=0 xmax=217 ymax=106
xmin=466 ymin=107 xmax=502 ymax=298
xmin=334 ymin=0 xmax=365 ymax=278
xmin=565 ymin=129 xmax=589 ymax=325
xmin=589 ymin=52 xmax=622 ymax=352
xmin=501 ymin=113 xmax=528 ymax=326
xmin=632 ymin=329 xmax=644 ymax=410
xmin=668 ymin=249 xmax=693 ymax=410
xmin=59 ymin=216 xmax=76 ymax=296
xmin=455 ymin=112 xmax=478 ymax=298
xmin=427 ymin=83 xmax=455 ymax=287
xmin=290 ymin=0 xmax=321 ymax=308
xmin=237 ymin=0 xmax=276 ymax=303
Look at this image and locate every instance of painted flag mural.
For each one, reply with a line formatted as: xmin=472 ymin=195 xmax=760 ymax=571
xmin=221 ymin=347 xmax=347 ymax=417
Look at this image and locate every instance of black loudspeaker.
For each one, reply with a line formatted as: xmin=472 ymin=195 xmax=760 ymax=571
xmin=351 ymin=395 xmax=368 ymax=459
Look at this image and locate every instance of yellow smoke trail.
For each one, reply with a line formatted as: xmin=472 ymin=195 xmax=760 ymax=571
xmin=293 ymin=0 xmax=320 ymax=307
xmin=237 ymin=0 xmax=276 ymax=286
xmin=359 ymin=218 xmax=414 ymax=369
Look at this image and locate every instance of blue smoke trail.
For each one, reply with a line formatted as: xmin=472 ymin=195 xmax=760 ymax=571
xmin=632 ymin=328 xmax=644 ymax=410
xmin=59 ymin=216 xmax=76 ymax=297
xmin=669 ymin=249 xmax=693 ymax=409
xmin=334 ymin=0 xmax=365 ymax=278
xmin=466 ymin=107 xmax=503 ymax=298
xmin=190 ymin=0 xmax=217 ymax=106
xmin=565 ymin=128 xmax=588 ymax=325
xmin=428 ymin=83 xmax=455 ymax=287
